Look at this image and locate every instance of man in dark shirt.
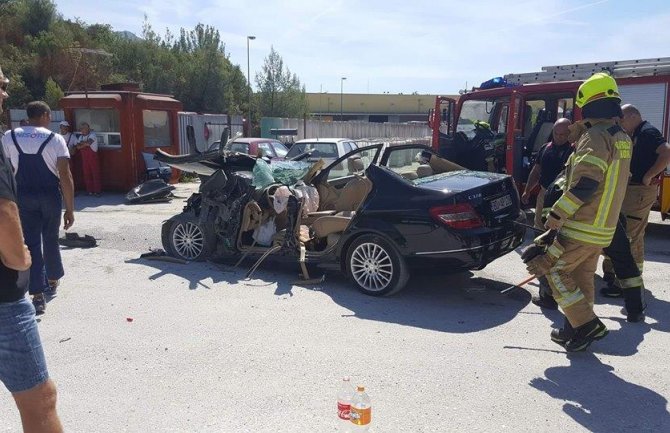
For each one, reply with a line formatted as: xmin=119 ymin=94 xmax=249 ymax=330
xmin=602 ymin=104 xmax=670 ymax=296
xmin=521 ymin=118 xmax=574 ymax=309
xmin=0 ymin=65 xmax=63 ymax=432
xmin=522 ymin=118 xmax=574 ymax=228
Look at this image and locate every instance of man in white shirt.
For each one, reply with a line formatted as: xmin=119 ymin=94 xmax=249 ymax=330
xmin=74 ymin=122 xmax=101 ymax=195
xmin=1 ymin=67 xmax=65 ymax=433
xmin=58 ymin=120 xmax=77 ymax=154
xmin=1 ymin=101 xmax=75 ymax=314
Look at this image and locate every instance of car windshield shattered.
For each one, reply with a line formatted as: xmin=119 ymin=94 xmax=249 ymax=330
xmin=252 ymin=160 xmax=313 ymax=188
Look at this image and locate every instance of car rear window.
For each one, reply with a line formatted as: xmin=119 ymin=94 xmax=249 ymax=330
xmin=230 ymin=142 xmax=250 ymax=154
xmin=286 ymin=142 xmax=338 ymax=158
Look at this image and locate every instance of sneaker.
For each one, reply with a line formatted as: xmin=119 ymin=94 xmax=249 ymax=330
xmin=32 ymin=294 xmax=46 ymax=315
xmin=532 ymin=294 xmax=558 ymax=310
xmin=565 ymin=318 xmax=608 ymax=352
xmin=550 ymin=317 xmax=574 ymax=346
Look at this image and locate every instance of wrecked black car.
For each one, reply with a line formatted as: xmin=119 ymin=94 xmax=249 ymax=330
xmin=155 ymin=142 xmax=526 ymax=296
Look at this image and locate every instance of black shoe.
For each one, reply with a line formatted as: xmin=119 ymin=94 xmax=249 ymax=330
xmin=600 ymin=283 xmax=623 ymax=298
xmin=45 ymin=279 xmax=59 ymax=297
xmin=32 ymin=294 xmax=46 ymax=315
xmin=623 ymin=287 xmax=646 ymax=323
xmin=565 ymin=318 xmax=608 ymax=352
xmin=532 ymin=294 xmax=558 ymax=310
xmin=550 ymin=318 xmax=574 ymax=347
xmin=626 ymin=310 xmax=646 ymax=323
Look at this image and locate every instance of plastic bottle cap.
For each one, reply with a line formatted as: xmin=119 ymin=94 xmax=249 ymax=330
xmin=343 ymin=376 xmax=350 ymax=382
xmin=357 ymin=386 xmax=365 ymax=392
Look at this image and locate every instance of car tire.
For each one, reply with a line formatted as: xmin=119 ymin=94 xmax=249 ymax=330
xmin=345 ymin=234 xmax=409 ymax=296
xmin=162 ymin=213 xmax=215 ymax=261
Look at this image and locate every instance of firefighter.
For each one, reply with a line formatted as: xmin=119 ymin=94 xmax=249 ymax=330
xmin=601 ymin=104 xmax=670 ymax=296
xmin=523 ymin=72 xmax=632 ymax=351
xmin=540 ymin=174 xmax=646 ymax=322
xmin=521 ymin=118 xmax=574 ymax=310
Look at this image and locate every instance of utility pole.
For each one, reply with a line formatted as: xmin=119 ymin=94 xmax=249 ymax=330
xmin=340 ymin=76 xmax=347 ymax=121
xmin=246 ymin=35 xmax=256 ymax=137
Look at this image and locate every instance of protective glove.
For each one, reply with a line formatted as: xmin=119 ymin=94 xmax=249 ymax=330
xmin=525 ymin=253 xmax=557 ymax=277
xmin=522 ymin=230 xmax=562 ymax=277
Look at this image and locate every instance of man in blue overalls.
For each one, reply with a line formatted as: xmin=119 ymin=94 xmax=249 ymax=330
xmin=1 ymin=101 xmax=75 ymax=314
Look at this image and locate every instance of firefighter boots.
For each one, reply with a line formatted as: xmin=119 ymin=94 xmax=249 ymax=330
xmin=565 ymin=318 xmax=609 ymax=352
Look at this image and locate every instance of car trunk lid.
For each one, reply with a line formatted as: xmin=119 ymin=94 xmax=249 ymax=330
xmin=414 ymin=170 xmax=520 ymax=227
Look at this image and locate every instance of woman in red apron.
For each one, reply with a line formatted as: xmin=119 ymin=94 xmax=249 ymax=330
xmin=75 ymin=122 xmax=101 ymax=195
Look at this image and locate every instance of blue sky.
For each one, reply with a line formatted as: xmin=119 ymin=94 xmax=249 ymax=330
xmin=55 ymin=0 xmax=670 ymax=95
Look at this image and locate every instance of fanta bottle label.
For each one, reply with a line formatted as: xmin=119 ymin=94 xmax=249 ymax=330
xmin=350 ymin=406 xmax=371 ymax=425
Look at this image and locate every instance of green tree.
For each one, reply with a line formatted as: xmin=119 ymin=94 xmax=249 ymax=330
xmin=255 ymin=46 xmax=307 ymax=118
xmin=19 ymin=0 xmax=57 ymax=37
xmin=44 ymin=76 xmax=64 ymax=108
xmin=5 ymin=72 xmax=33 ymax=109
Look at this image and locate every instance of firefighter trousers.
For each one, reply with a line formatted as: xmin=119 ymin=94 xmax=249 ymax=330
xmin=546 ymin=237 xmax=602 ymax=328
xmin=603 ymin=184 xmax=657 ymax=277
xmin=603 ymin=214 xmax=644 ymax=289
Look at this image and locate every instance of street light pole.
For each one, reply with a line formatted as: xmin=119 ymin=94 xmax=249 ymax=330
xmin=340 ymin=77 xmax=346 ymax=121
xmin=247 ymin=35 xmax=256 ymax=137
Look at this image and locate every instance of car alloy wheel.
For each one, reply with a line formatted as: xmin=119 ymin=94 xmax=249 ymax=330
xmin=346 ymin=235 xmax=409 ymax=296
xmin=172 ymin=221 xmax=205 ymax=261
xmin=162 ymin=212 xmax=222 ymax=262
xmin=350 ymin=242 xmax=394 ymax=292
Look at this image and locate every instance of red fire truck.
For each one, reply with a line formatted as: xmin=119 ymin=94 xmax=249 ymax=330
xmin=428 ymin=57 xmax=670 ymax=219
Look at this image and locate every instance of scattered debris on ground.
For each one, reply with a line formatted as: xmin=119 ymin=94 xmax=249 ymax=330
xmin=59 ymin=233 xmax=97 ymax=248
xmin=139 ymin=248 xmax=188 ymax=264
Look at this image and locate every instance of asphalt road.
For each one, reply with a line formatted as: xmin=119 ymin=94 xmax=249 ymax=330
xmin=1 ymin=183 xmax=669 ymax=432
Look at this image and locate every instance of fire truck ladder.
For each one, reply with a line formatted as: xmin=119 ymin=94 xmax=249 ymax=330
xmin=504 ymin=57 xmax=670 ymax=85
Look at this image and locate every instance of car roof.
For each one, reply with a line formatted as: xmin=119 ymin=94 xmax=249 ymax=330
xmin=294 ymin=138 xmax=353 ymax=144
xmin=231 ymin=138 xmax=280 ymax=144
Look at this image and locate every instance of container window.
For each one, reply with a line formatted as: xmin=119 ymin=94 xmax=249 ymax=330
xmin=73 ymin=109 xmax=121 ymax=149
xmin=143 ymin=110 xmax=171 ymax=148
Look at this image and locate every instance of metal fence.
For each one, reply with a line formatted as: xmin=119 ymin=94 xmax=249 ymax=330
xmin=261 ymin=117 xmax=432 ymax=143
xmin=177 ymin=113 xmax=244 ymax=154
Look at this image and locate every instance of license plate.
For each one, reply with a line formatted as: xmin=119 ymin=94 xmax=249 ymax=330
xmin=490 ymin=194 xmax=512 ymax=212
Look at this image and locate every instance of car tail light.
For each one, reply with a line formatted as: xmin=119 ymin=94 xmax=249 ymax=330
xmin=430 ymin=203 xmax=484 ymax=229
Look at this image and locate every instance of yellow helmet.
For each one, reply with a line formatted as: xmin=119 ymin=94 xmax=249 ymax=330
xmin=575 ymin=72 xmax=620 ymax=108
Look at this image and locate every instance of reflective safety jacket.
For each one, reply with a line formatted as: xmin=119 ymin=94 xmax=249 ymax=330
xmin=548 ymin=119 xmax=632 ymax=247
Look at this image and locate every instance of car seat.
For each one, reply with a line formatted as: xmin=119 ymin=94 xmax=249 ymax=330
xmin=311 ymin=177 xmax=372 ymax=238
